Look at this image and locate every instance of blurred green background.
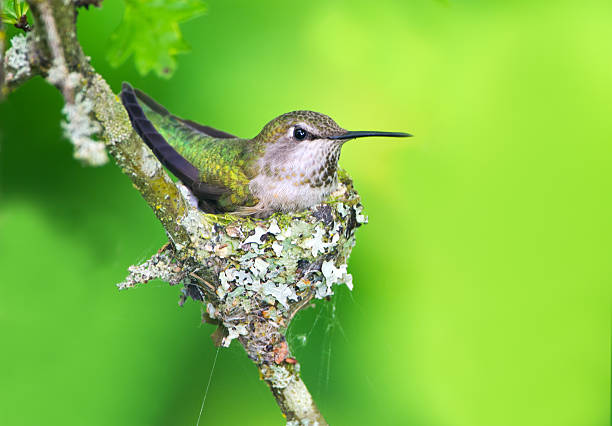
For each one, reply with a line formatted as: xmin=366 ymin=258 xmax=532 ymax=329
xmin=1 ymin=0 xmax=610 ymax=425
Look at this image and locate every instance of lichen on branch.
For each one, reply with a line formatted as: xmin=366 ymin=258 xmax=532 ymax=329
xmin=3 ymin=33 xmax=33 ymax=90
xmin=2 ymin=1 xmax=367 ymax=424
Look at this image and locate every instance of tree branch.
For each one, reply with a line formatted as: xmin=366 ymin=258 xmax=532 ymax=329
xmin=260 ymin=362 xmax=328 ymax=425
xmin=3 ymin=1 xmax=367 ymax=423
xmin=85 ymin=75 xmax=192 ymax=246
xmin=7 ymin=0 xmax=192 ymax=245
xmin=36 ymin=0 xmax=73 ymax=101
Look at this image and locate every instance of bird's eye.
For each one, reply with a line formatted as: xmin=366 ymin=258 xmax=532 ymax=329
xmin=293 ymin=127 xmax=307 ymax=141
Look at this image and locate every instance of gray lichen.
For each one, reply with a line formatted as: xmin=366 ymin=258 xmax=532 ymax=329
xmin=262 ymin=363 xmax=295 ymax=389
xmin=61 ymin=92 xmax=107 ymax=166
xmin=4 ymin=35 xmax=106 ymax=165
xmin=46 ymin=57 xmax=79 ymax=89
xmin=286 ymin=419 xmax=321 ymax=426
xmin=4 ymin=34 xmax=31 ymax=81
xmin=262 ymin=363 xmax=323 ymax=426
xmin=86 ymin=74 xmax=134 ymax=147
xmin=140 ymin=144 xmax=162 ymax=178
xmin=117 ymin=250 xmax=184 ymax=290
xmin=118 ymin=171 xmax=366 ymax=364
xmin=37 ymin=57 xmax=108 ymax=166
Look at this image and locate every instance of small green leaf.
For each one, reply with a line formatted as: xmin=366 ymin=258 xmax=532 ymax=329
xmin=107 ymin=0 xmax=206 ymax=78
xmin=2 ymin=1 xmax=18 ymax=23
xmin=18 ymin=1 xmax=29 ymax=18
xmin=1 ymin=0 xmax=30 ymax=29
xmin=1 ymin=14 xmax=18 ymax=25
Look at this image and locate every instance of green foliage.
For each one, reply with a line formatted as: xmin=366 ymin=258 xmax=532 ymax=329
xmin=1 ymin=0 xmax=29 ymax=28
xmin=107 ymin=0 xmax=206 ymax=78
xmin=1 ymin=0 xmax=611 ymax=425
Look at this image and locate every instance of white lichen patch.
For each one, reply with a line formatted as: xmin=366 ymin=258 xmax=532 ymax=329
xmin=207 ymin=303 xmax=217 ymax=319
xmin=301 ymin=226 xmax=331 ymax=257
xmin=355 ymin=204 xmax=368 ymax=224
xmin=272 ymin=241 xmax=284 ymax=257
xmin=252 ymin=257 xmax=269 ymax=277
xmin=322 ymin=260 xmax=353 ymax=291
xmin=263 ymin=282 xmax=298 ymax=309
xmin=4 ymin=34 xmax=31 ymax=81
xmin=179 ymin=206 xmax=210 ymax=245
xmin=243 ymin=226 xmax=268 ymax=245
xmin=223 ymin=324 xmax=248 ymax=347
xmin=177 ymin=183 xmax=198 ymax=208
xmin=140 ymin=144 xmax=161 ymax=178
xmin=47 ymin=57 xmax=80 ymax=91
xmin=118 ymin=173 xmax=366 ymax=361
xmin=262 ymin=364 xmax=294 ymax=389
xmin=267 ymin=219 xmax=281 ymax=235
xmin=61 ymin=92 xmax=107 ymax=166
xmin=36 ymin=56 xmax=108 ymax=167
xmin=117 ymin=251 xmax=182 ymax=290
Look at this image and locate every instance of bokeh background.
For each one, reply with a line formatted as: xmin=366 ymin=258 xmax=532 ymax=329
xmin=1 ymin=0 xmax=610 ymax=425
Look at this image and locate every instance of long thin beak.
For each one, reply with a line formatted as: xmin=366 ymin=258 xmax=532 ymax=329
xmin=329 ymin=130 xmax=413 ymax=140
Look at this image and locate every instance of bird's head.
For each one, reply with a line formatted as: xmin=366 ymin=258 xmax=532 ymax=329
xmin=255 ymin=110 xmax=411 ymax=146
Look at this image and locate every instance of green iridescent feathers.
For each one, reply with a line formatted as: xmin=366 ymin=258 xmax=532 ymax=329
xmin=121 ymin=84 xmax=263 ymax=211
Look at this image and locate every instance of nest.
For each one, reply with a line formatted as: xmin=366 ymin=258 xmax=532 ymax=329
xmin=119 ymin=170 xmax=366 ymax=364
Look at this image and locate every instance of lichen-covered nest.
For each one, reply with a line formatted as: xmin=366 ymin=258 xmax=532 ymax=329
xmin=119 ymin=170 xmax=366 ymax=364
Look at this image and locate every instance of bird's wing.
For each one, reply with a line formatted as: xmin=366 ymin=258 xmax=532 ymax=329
xmin=120 ymin=82 xmax=239 ymax=212
xmin=130 ymin=87 xmax=239 ymax=139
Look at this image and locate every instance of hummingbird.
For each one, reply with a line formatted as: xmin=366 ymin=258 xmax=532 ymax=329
xmin=120 ymin=83 xmax=411 ymax=217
